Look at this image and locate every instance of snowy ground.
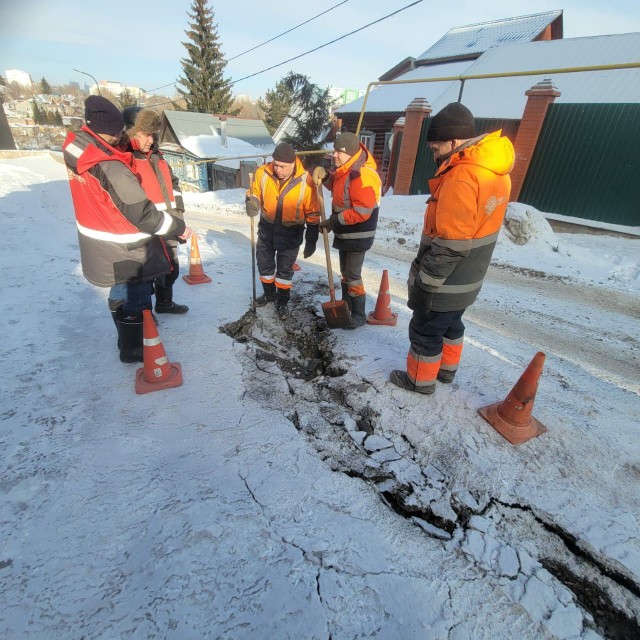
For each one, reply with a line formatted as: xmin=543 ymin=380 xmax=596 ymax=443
xmin=1 ymin=153 xmax=639 ymax=639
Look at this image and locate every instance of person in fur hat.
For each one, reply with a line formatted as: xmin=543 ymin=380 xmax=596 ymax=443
xmin=122 ymin=107 xmax=190 ymax=314
xmin=63 ymin=97 xmax=191 ymax=363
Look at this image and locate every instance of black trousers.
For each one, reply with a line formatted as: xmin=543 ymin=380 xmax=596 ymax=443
xmin=256 ymin=241 xmax=299 ymax=287
xmin=338 ymin=250 xmax=366 ymax=295
xmin=409 ymin=308 xmax=465 ymax=357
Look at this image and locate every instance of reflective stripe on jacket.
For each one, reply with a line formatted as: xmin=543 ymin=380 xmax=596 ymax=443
xmin=247 ymin=159 xmax=320 ymax=251
xmin=63 ymin=127 xmax=184 ymax=287
xmin=327 ymin=143 xmax=381 ymax=252
xmin=409 ymin=131 xmax=514 ymax=311
xmin=129 ymin=141 xmax=185 ymax=249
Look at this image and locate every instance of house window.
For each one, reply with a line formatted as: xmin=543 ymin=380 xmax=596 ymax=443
xmin=359 ymin=131 xmax=375 ymax=153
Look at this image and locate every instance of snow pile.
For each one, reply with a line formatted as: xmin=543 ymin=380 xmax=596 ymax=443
xmin=503 ymin=203 xmax=556 ymax=245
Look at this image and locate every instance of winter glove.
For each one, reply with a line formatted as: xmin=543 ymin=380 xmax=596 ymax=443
xmin=245 ymin=197 xmax=260 ymax=218
xmin=303 ymin=223 xmax=319 ymax=258
xmin=312 ymin=166 xmax=328 ymax=183
xmin=407 ymin=284 xmax=433 ymax=315
xmin=319 ymin=214 xmax=338 ymax=233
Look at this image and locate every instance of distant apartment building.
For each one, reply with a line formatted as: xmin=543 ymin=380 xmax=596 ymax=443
xmin=329 ymin=87 xmax=366 ymax=107
xmin=5 ymin=69 xmax=33 ymax=87
xmin=90 ymin=80 xmax=146 ymax=98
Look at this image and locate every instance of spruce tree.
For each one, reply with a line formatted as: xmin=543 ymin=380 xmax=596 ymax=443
xmin=281 ymin=73 xmax=335 ymax=152
xmin=258 ymin=77 xmax=295 ymax=135
xmin=118 ymin=88 xmax=137 ymax=109
xmin=177 ymin=0 xmax=235 ymax=114
xmin=40 ymin=77 xmax=52 ymax=94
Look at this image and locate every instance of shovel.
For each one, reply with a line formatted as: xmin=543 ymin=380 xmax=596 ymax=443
xmin=316 ymin=179 xmax=352 ymax=328
xmin=249 ymin=172 xmax=257 ymax=313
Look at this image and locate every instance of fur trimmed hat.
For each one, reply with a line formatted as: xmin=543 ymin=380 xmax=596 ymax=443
xmin=427 ymin=102 xmax=476 ymax=142
xmin=333 ymin=132 xmax=360 ymax=156
xmin=126 ymin=108 xmax=162 ymax=135
xmin=272 ymin=143 xmax=296 ymax=163
xmin=84 ymin=96 xmax=124 ymax=136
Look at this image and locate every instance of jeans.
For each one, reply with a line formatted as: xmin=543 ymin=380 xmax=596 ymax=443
xmin=123 ymin=281 xmax=153 ymax=317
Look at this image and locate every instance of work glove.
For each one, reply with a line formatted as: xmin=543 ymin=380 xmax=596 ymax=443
xmin=245 ymin=197 xmax=260 ymax=218
xmin=312 ymin=166 xmax=328 ymax=183
xmin=303 ymin=242 xmax=316 ymax=259
xmin=407 ymin=284 xmax=433 ymax=315
xmin=319 ymin=214 xmax=338 ymax=233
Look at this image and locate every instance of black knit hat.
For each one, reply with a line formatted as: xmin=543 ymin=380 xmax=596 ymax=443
xmin=427 ymin=102 xmax=476 ymax=142
xmin=84 ymin=96 xmax=125 ymax=136
xmin=272 ymin=143 xmax=296 ymax=163
xmin=333 ymin=132 xmax=360 ymax=156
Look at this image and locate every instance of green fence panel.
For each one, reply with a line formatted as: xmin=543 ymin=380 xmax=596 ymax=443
xmin=519 ymin=104 xmax=640 ymax=227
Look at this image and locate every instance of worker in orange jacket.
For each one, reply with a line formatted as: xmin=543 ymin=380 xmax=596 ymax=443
xmin=313 ymin=132 xmax=381 ymax=328
xmin=390 ymin=102 xmax=515 ymax=394
xmin=246 ymin=143 xmax=320 ymax=318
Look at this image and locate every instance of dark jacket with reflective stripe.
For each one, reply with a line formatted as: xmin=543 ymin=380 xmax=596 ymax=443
xmin=326 ymin=144 xmax=381 ymax=252
xmin=63 ymin=127 xmax=185 ymax=287
xmin=409 ymin=131 xmax=514 ymax=311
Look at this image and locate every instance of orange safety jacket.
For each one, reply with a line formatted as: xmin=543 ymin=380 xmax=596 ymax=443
xmin=325 ymin=144 xmax=381 ymax=252
xmin=409 ymin=130 xmax=514 ymax=312
xmin=247 ymin=158 xmax=319 ymax=250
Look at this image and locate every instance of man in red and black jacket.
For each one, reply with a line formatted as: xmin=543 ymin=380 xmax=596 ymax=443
xmin=122 ymin=106 xmax=189 ymax=315
xmin=63 ymin=96 xmax=192 ymax=363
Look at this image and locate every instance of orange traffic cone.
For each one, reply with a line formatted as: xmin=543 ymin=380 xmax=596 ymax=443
xmin=293 ymin=262 xmax=301 ymax=271
xmin=182 ymin=235 xmax=211 ymax=285
xmin=478 ymin=352 xmax=548 ymax=445
xmin=367 ymin=269 xmax=398 ymax=326
xmin=135 ymin=310 xmax=183 ymax=394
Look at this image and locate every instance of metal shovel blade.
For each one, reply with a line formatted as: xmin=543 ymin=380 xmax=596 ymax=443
xmin=321 ymin=298 xmax=351 ymax=328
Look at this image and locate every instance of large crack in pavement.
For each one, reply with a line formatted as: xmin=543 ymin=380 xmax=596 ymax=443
xmin=220 ymin=301 xmax=640 ymax=639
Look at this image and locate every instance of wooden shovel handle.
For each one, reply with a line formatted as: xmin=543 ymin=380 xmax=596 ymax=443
xmin=316 ymin=179 xmax=336 ymax=304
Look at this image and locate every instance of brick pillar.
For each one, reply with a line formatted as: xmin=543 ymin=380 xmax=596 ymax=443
xmin=511 ymin=79 xmax=560 ymax=201
xmin=393 ymin=98 xmax=431 ymax=195
xmin=383 ymin=117 xmax=404 ymax=194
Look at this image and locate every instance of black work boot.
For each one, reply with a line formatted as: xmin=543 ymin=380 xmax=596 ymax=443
xmin=116 ymin=316 xmax=143 ymax=363
xmin=276 ymin=287 xmax=290 ymax=319
xmin=346 ymin=294 xmax=367 ymax=329
xmin=108 ymin=298 xmax=124 ymax=348
xmin=437 ymin=369 xmax=456 ymax=383
xmin=341 ymin=282 xmax=352 ymax=310
xmin=155 ymin=285 xmax=189 ymax=314
xmin=256 ymin=281 xmax=277 ymax=307
xmin=389 ymin=370 xmax=435 ymax=395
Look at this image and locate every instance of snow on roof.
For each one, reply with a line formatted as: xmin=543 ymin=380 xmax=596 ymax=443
xmin=430 ymin=32 xmax=640 ymax=119
xmin=416 ymin=10 xmax=563 ymax=63
xmin=164 ymin=110 xmax=274 ymax=149
xmin=338 ymin=33 xmax=640 ymax=119
xmin=164 ymin=129 xmax=270 ymax=169
xmin=335 ymin=60 xmax=472 ymax=114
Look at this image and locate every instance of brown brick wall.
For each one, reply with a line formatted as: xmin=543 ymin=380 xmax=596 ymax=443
xmin=394 ymin=100 xmax=431 ymax=195
xmin=511 ymin=82 xmax=560 ymax=200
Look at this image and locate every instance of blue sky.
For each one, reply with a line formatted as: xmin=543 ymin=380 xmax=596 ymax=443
xmin=1 ymin=0 xmax=639 ymax=99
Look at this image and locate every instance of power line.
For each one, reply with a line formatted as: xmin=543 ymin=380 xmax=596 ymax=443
xmin=146 ymin=0 xmax=351 ymax=93
xmin=230 ymin=0 xmax=423 ymax=85
xmin=145 ymin=0 xmax=423 ymax=104
xmin=227 ymin=0 xmax=351 ymax=61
